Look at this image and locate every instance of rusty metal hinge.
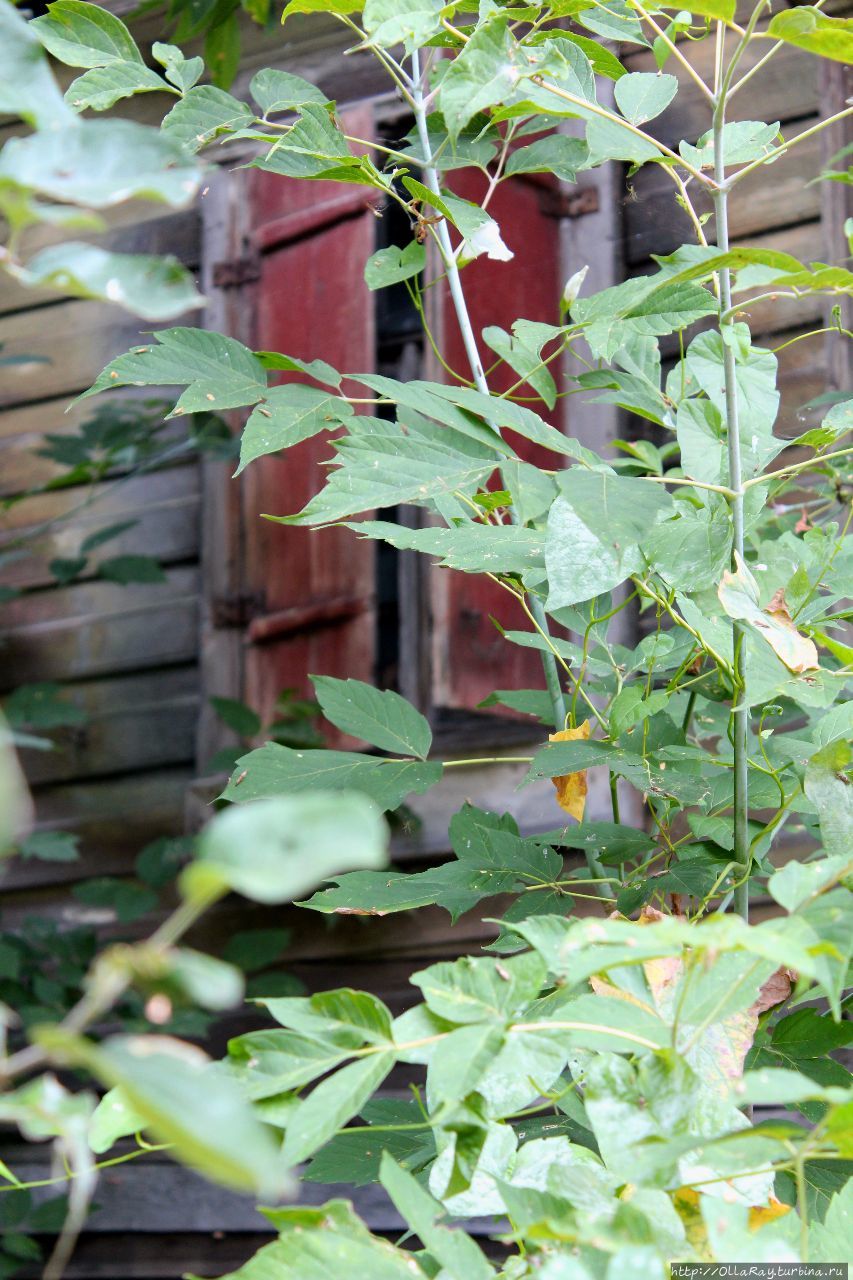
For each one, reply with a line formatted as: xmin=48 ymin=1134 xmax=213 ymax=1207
xmin=212 ymin=253 xmax=261 ymax=289
xmin=211 ymin=590 xmax=266 ymax=628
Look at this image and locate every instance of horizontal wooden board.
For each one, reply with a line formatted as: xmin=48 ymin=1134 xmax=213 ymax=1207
xmin=2 ymin=565 xmax=199 ymax=684
xmin=17 ymin=664 xmax=198 ymax=787
xmin=625 ymin=129 xmax=823 ymax=264
xmin=0 ymin=464 xmax=199 ymax=590
xmin=1 ymin=766 xmax=193 ymax=891
xmin=0 ymin=299 xmax=186 ymax=410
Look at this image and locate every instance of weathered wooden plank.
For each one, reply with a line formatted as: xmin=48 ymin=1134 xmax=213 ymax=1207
xmin=16 ymin=665 xmax=198 ymax=786
xmin=2 ymin=566 xmax=199 ymax=683
xmin=625 ymin=38 xmax=818 ymax=150
xmin=0 ymin=766 xmax=193 ymax=890
xmin=820 ymin=60 xmax=853 ymax=393
xmin=0 ymin=464 xmax=199 ymax=590
xmin=0 ymin=299 xmax=175 ymax=409
xmin=625 ymin=130 xmax=822 ymax=264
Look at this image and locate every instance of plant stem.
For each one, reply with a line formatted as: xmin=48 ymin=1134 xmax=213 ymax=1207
xmin=712 ymin=36 xmax=750 ymax=922
xmin=410 ymin=49 xmax=567 ymax=735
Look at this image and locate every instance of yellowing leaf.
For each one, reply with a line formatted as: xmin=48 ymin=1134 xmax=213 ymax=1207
xmin=718 ymin=558 xmax=819 ymax=674
xmin=673 ymin=1188 xmax=714 ymax=1260
xmin=549 ymin=720 xmax=590 ymax=821
xmin=749 ymin=1197 xmax=792 ymax=1230
xmin=762 ymin=588 xmax=819 ymax=673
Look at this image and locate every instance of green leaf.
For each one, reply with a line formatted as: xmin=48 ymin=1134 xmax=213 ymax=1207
xmin=210 ymin=696 xmax=262 ymax=738
xmin=363 ymin=0 xmax=445 ymax=51
xmin=180 ymin=791 xmax=388 ymax=905
xmin=303 ymin=1099 xmax=435 ymax=1186
xmin=250 ymin=68 xmax=328 ymax=114
xmin=79 ymin=327 xmax=267 ymax=414
xmin=152 ymin=41 xmax=204 ymax=92
xmin=766 ymin=7 xmax=853 ymax=63
xmin=803 ymin=739 xmax=853 ymax=861
xmin=73 ymin=876 xmax=157 ymax=922
xmin=167 ymin=948 xmax=245 ymax=1010
xmin=305 ymin=805 xmax=561 ymax=922
xmin=281 ymin=1052 xmax=394 ymax=1166
xmin=89 ymin=1086 xmax=148 ymax=1155
xmin=65 ymin=62 xmax=170 ymax=111
xmin=260 ymin=988 xmax=393 ymax=1044
xmin=205 ymin=10 xmax=241 ymax=90
xmin=439 ymin=19 xmax=520 ymax=141
xmin=539 ymin=993 xmax=669 ymax=1053
xmin=161 ymin=85 xmax=254 ymax=152
xmin=810 ymin=1180 xmax=853 ymax=1262
xmin=608 ymin=686 xmax=670 ymax=739
xmin=416 ymin=382 xmax=599 ymax=462
xmin=642 ymin=495 xmax=732 ymax=592
xmin=573 ymin=275 xmax=717 ymax=361
xmin=685 ymin=0 xmax=735 ymax=18
xmin=281 ymin=417 xmax=500 ymax=525
xmin=680 ymin=330 xmax=781 ymax=477
xmin=545 ymin=470 xmax=673 ymax=608
xmin=3 ymin=682 xmax=86 ymax=730
xmin=219 ymin=743 xmax=442 ymax=811
xmin=381 ymin=1155 xmax=495 ymax=1280
xmin=364 ymin=241 xmax=425 ymax=291
xmin=99 ymin=555 xmax=167 ymax=584
xmin=18 ymin=244 xmax=202 ymax=320
xmin=680 ymin=120 xmax=780 ymax=170
xmin=312 ymin=676 xmax=432 ymax=760
xmin=60 ymin=1033 xmax=291 ymax=1196
xmin=577 ymin=0 xmax=647 ymax=44
xmin=614 ymin=72 xmax=677 ymax=124
xmin=212 ymin=1200 xmax=424 ymax=1280
xmin=0 ymin=1 xmax=74 ymax=130
xmin=236 ymin=385 xmax=353 ymax=474
xmin=346 ymin=521 xmax=544 ymax=576
xmin=252 ymin=103 xmax=367 ymax=181
xmin=504 ymin=136 xmax=589 ymax=182
xmin=482 ymin=320 xmax=561 ymax=410
xmin=411 ymin=952 xmax=546 ymax=1025
xmin=769 ymin=855 xmax=851 ymax=914
xmin=0 ymin=120 xmax=201 ymax=210
xmin=222 ymin=928 xmax=290 ymax=972
xmin=32 ymin=1 xmax=144 ymax=68
xmin=282 ymin=0 xmax=364 ymax=13
xmin=17 ymin=831 xmax=80 ymax=863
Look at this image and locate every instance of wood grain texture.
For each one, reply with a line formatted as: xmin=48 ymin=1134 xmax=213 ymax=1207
xmin=0 ymin=464 xmax=199 ymax=590
xmin=17 ymin=665 xmax=198 ymax=786
xmin=1 ymin=565 xmax=199 ymax=683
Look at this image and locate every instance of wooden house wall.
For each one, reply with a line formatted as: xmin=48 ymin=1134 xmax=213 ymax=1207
xmin=0 ymin=7 xmax=849 ymax=1276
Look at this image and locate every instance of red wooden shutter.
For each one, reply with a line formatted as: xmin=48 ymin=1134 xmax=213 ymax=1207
xmin=432 ymin=171 xmax=567 ymax=713
xmin=238 ymin=107 xmax=377 ymax=723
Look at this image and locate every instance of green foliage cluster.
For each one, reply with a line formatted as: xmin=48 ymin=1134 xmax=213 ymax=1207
xmin=0 ymin=0 xmax=852 ymax=1275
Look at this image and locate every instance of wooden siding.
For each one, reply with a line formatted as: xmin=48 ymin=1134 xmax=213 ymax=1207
xmin=0 ymin=111 xmax=205 ymax=901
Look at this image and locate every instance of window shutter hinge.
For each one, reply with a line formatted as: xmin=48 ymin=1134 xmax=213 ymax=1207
xmin=212 ymin=253 xmax=262 ymax=288
xmin=211 ymin=590 xmax=266 ymax=628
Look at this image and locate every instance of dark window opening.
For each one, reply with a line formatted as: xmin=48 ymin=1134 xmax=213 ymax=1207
xmin=374 ymin=117 xmax=425 ymax=699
